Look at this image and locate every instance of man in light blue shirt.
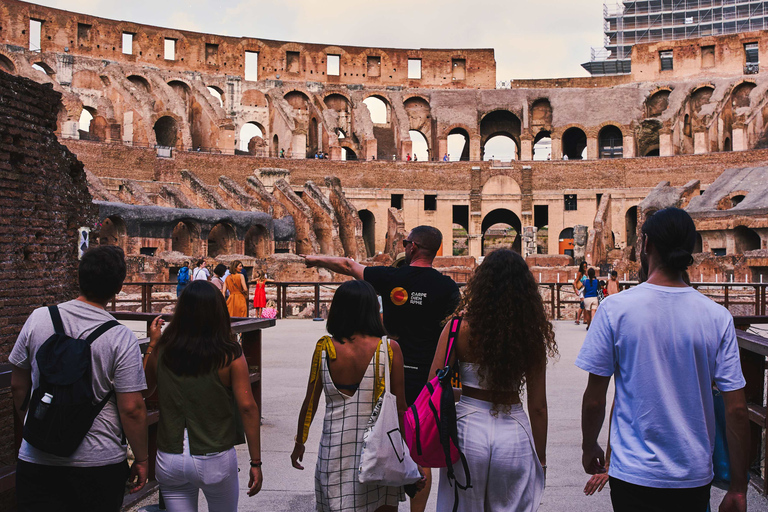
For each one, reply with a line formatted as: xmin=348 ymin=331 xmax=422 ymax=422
xmin=577 ymin=208 xmax=750 ymax=512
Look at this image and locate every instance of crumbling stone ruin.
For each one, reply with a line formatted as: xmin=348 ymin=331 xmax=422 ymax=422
xmin=2 ymin=0 xmax=768 ymax=282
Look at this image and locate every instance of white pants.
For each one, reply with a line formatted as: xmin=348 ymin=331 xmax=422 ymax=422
xmin=156 ymin=431 xmax=239 ymax=512
xmin=437 ymin=397 xmax=545 ymax=512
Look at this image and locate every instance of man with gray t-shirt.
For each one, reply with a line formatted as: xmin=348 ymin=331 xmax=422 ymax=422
xmin=10 ymin=246 xmax=149 ymax=511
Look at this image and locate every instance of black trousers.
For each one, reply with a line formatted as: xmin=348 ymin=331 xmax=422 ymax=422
xmin=16 ymin=459 xmax=130 ymax=512
xmin=609 ymin=476 xmax=711 ymax=512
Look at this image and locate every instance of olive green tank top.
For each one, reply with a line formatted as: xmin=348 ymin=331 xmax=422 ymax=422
xmin=156 ymin=350 xmax=245 ymax=455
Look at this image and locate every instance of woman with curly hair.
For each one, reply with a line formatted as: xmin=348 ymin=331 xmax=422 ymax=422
xmin=429 ymin=248 xmax=558 ymax=511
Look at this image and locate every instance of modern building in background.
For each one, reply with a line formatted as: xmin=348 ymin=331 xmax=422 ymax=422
xmin=584 ymin=0 xmax=768 ymax=75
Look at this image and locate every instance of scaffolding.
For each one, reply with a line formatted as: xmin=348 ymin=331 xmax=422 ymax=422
xmin=583 ymin=0 xmax=768 ymax=75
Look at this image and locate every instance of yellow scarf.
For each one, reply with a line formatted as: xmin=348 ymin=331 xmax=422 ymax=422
xmin=299 ymin=335 xmax=393 ymax=444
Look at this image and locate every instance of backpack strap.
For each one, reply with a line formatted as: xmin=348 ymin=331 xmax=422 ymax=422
xmin=48 ymin=305 xmax=65 ymax=335
xmin=85 ymin=320 xmax=120 ymax=345
xmin=443 ymin=317 xmax=462 ymax=367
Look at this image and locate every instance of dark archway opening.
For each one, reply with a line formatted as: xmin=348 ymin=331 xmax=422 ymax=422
xmin=734 ymin=226 xmax=761 ymax=253
xmin=626 ymin=206 xmax=638 ymax=248
xmin=0 ymin=55 xmax=16 ymax=74
xmin=208 ymin=222 xmax=235 ymax=257
xmin=359 ymin=210 xmax=375 ymax=257
xmin=245 ymin=225 xmax=270 ymax=258
xmin=481 ymin=209 xmax=522 ymax=255
xmin=533 ymin=130 xmax=552 ymax=161
xmin=694 ymin=232 xmax=703 ymax=254
xmin=154 ymin=116 xmax=178 ymax=147
xmin=172 ymin=221 xmax=198 ymax=255
xmin=562 ymin=127 xmax=587 ymax=160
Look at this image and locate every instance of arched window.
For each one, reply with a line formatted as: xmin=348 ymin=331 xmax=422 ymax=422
xmin=533 ymin=131 xmax=552 ymax=161
xmin=239 ymin=122 xmax=265 ymax=152
xmin=154 ymin=116 xmax=178 ymax=147
xmin=409 ymin=130 xmax=429 ymax=161
xmin=363 ymin=96 xmax=388 ymax=124
xmin=481 ymin=209 xmax=522 ymax=255
xmin=447 ymin=128 xmax=470 ymax=161
xmin=359 ymin=210 xmax=375 ymax=257
xmin=172 ymin=221 xmax=198 ymax=255
xmin=562 ymin=128 xmax=587 ymax=160
xmin=207 ymin=223 xmax=235 ymax=257
xmin=599 ymin=125 xmax=623 ymax=159
xmin=100 ymin=216 xmax=127 ymax=250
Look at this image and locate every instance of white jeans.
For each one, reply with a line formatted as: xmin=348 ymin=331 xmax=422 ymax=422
xmin=437 ymin=397 xmax=545 ymax=512
xmin=156 ymin=431 xmax=239 ymax=512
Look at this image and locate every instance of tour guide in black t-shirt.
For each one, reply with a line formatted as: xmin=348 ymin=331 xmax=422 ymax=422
xmin=304 ymin=225 xmax=460 ymax=405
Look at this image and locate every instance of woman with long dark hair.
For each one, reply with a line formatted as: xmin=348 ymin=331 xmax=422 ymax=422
xmin=144 ymin=280 xmax=263 ymax=511
xmin=225 ymin=260 xmax=248 ymax=318
xmin=582 ymin=267 xmax=600 ymax=329
xmin=574 ymin=261 xmax=588 ymax=325
xmin=290 ymin=280 xmax=415 ymax=512
xmin=429 ymin=249 xmax=558 ymax=511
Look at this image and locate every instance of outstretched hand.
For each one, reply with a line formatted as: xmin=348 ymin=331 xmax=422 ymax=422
xmin=584 ymin=472 xmax=609 ymax=495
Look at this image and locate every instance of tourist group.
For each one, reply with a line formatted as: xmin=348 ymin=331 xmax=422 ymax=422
xmin=8 ymin=208 xmax=750 ymax=512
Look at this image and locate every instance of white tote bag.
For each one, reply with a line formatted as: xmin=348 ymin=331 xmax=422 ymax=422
xmin=358 ymin=340 xmax=422 ymax=486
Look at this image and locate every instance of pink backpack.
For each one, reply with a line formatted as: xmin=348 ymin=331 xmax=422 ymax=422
xmin=404 ymin=317 xmax=471 ymax=508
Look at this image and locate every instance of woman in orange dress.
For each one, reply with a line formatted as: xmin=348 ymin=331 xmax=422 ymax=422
xmin=252 ymin=271 xmax=273 ymax=318
xmin=225 ymin=260 xmax=248 ymax=318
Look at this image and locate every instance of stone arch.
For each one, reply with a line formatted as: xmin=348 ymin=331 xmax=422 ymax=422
xmin=731 ymin=81 xmax=756 ymax=109
xmin=127 ymin=75 xmax=151 ymax=93
xmin=598 ymin=125 xmax=623 ymax=158
xmin=99 ymin=216 xmax=127 ymax=249
xmin=207 ymin=222 xmax=236 ymax=257
xmin=480 ymin=110 xmax=521 ymax=145
xmin=79 ymin=106 xmax=108 ymax=141
xmin=404 ymin=96 xmax=431 ymax=127
xmin=562 ymin=126 xmax=587 ymax=160
xmin=637 ymin=119 xmax=662 ymax=157
xmin=172 ymin=220 xmax=199 ymax=255
xmin=207 ymin=85 xmax=224 ymax=108
xmin=239 ymin=121 xmax=266 ymax=153
xmin=690 ymin=85 xmax=715 ymax=113
xmin=530 ymin=98 xmax=553 ymax=130
xmin=244 ymin=225 xmax=270 ymax=258
xmin=409 ymin=130 xmax=429 ymax=161
xmin=363 ymin=95 xmax=390 ymax=124
xmin=533 ymin=130 xmax=552 ymax=161
xmin=31 ymin=61 xmax=55 ymax=78
xmin=717 ymin=190 xmax=748 ymax=210
xmin=241 ymin=89 xmax=268 ymax=108
xmin=724 ymin=137 xmax=732 ymax=151
xmin=324 ymin=93 xmax=351 ymax=111
xmin=481 ymin=208 xmax=522 ymax=255
xmin=625 ymin=206 xmax=638 ymax=247
xmin=284 ymin=90 xmax=310 ymax=110
xmin=694 ymin=232 xmax=703 ymax=253
xmin=341 ymin=147 xmax=358 ymax=160
xmin=154 ymin=116 xmax=179 ymax=147
xmin=447 ymin=126 xmax=470 ymax=161
xmin=359 ymin=209 xmax=375 ymax=257
xmin=272 ymin=134 xmax=279 ymax=157
xmin=645 ymin=88 xmax=672 ymax=117
xmin=0 ymin=53 xmax=16 ymax=74
xmin=734 ymin=226 xmax=761 ymax=253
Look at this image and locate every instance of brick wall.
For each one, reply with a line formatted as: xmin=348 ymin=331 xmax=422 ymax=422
xmin=0 ymin=70 xmax=95 ymax=503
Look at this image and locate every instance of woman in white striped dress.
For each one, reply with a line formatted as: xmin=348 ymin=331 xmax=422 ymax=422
xmin=291 ymin=280 xmax=409 ymax=512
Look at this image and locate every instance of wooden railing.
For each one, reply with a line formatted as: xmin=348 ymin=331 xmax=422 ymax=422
xmin=110 ymin=281 xmax=768 ymax=321
xmin=0 ymin=314 xmax=274 ymax=509
xmin=733 ymin=316 xmax=768 ymax=495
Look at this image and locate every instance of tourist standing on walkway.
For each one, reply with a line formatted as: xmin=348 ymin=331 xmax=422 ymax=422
xmin=211 ymin=263 xmax=227 ymax=296
xmin=605 ymin=270 xmax=620 ymax=296
xmin=10 ymin=246 xmax=149 ymax=511
xmin=144 ymin=280 xmax=263 ymax=511
xmin=430 ymin=249 xmax=555 ymax=511
xmin=581 ymin=268 xmax=600 ymax=329
xmin=225 ymin=260 xmax=248 ymax=318
xmin=176 ymin=261 xmax=190 ymax=297
xmin=574 ymin=261 xmax=587 ymax=325
xmin=291 ymin=280 xmax=416 ymax=511
xmin=305 ymin=225 xmax=460 ymax=512
xmin=252 ymin=271 xmax=272 ymax=318
xmin=192 ymin=258 xmax=210 ymax=281
xmin=577 ymin=207 xmax=750 ymax=512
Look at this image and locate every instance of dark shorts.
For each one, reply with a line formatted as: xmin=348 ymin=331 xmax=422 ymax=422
xmin=404 ymin=365 xmax=432 ymax=406
xmin=16 ymin=459 xmax=130 ymax=512
xmin=609 ymin=476 xmax=711 ymax=512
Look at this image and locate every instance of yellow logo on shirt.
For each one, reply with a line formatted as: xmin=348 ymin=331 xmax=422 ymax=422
xmin=390 ymin=287 xmax=408 ymax=306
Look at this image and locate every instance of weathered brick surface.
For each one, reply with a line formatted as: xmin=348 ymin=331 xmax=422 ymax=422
xmin=0 ymin=70 xmax=95 ymax=500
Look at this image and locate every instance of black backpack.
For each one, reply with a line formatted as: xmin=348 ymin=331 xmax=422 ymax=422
xmin=23 ymin=305 xmax=120 ymax=457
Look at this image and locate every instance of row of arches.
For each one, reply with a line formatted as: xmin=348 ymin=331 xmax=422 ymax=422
xmin=100 ymin=216 xmax=271 ymax=259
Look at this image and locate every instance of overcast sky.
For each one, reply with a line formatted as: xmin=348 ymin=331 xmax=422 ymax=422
xmin=32 ymin=0 xmax=607 ymax=79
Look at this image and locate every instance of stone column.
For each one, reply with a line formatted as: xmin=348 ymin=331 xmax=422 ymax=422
xmin=574 ymin=225 xmax=589 ymax=263
xmin=520 ymin=138 xmax=533 ymax=161
xmin=468 ymin=166 xmax=483 ymax=257
xmin=551 ymin=137 xmax=562 ymax=160
xmin=586 ymin=137 xmax=598 ymax=160
xmin=693 ymin=131 xmax=708 ymax=154
xmin=732 ymin=125 xmax=747 ymax=151
xmin=523 ymin=226 xmax=538 ymax=258
xmin=622 ymin=134 xmax=636 ymax=158
xmin=470 ymin=137 xmax=482 ymax=161
xmin=659 ymin=130 xmax=673 ymax=156
xmin=437 ymin=138 xmax=448 ymax=161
